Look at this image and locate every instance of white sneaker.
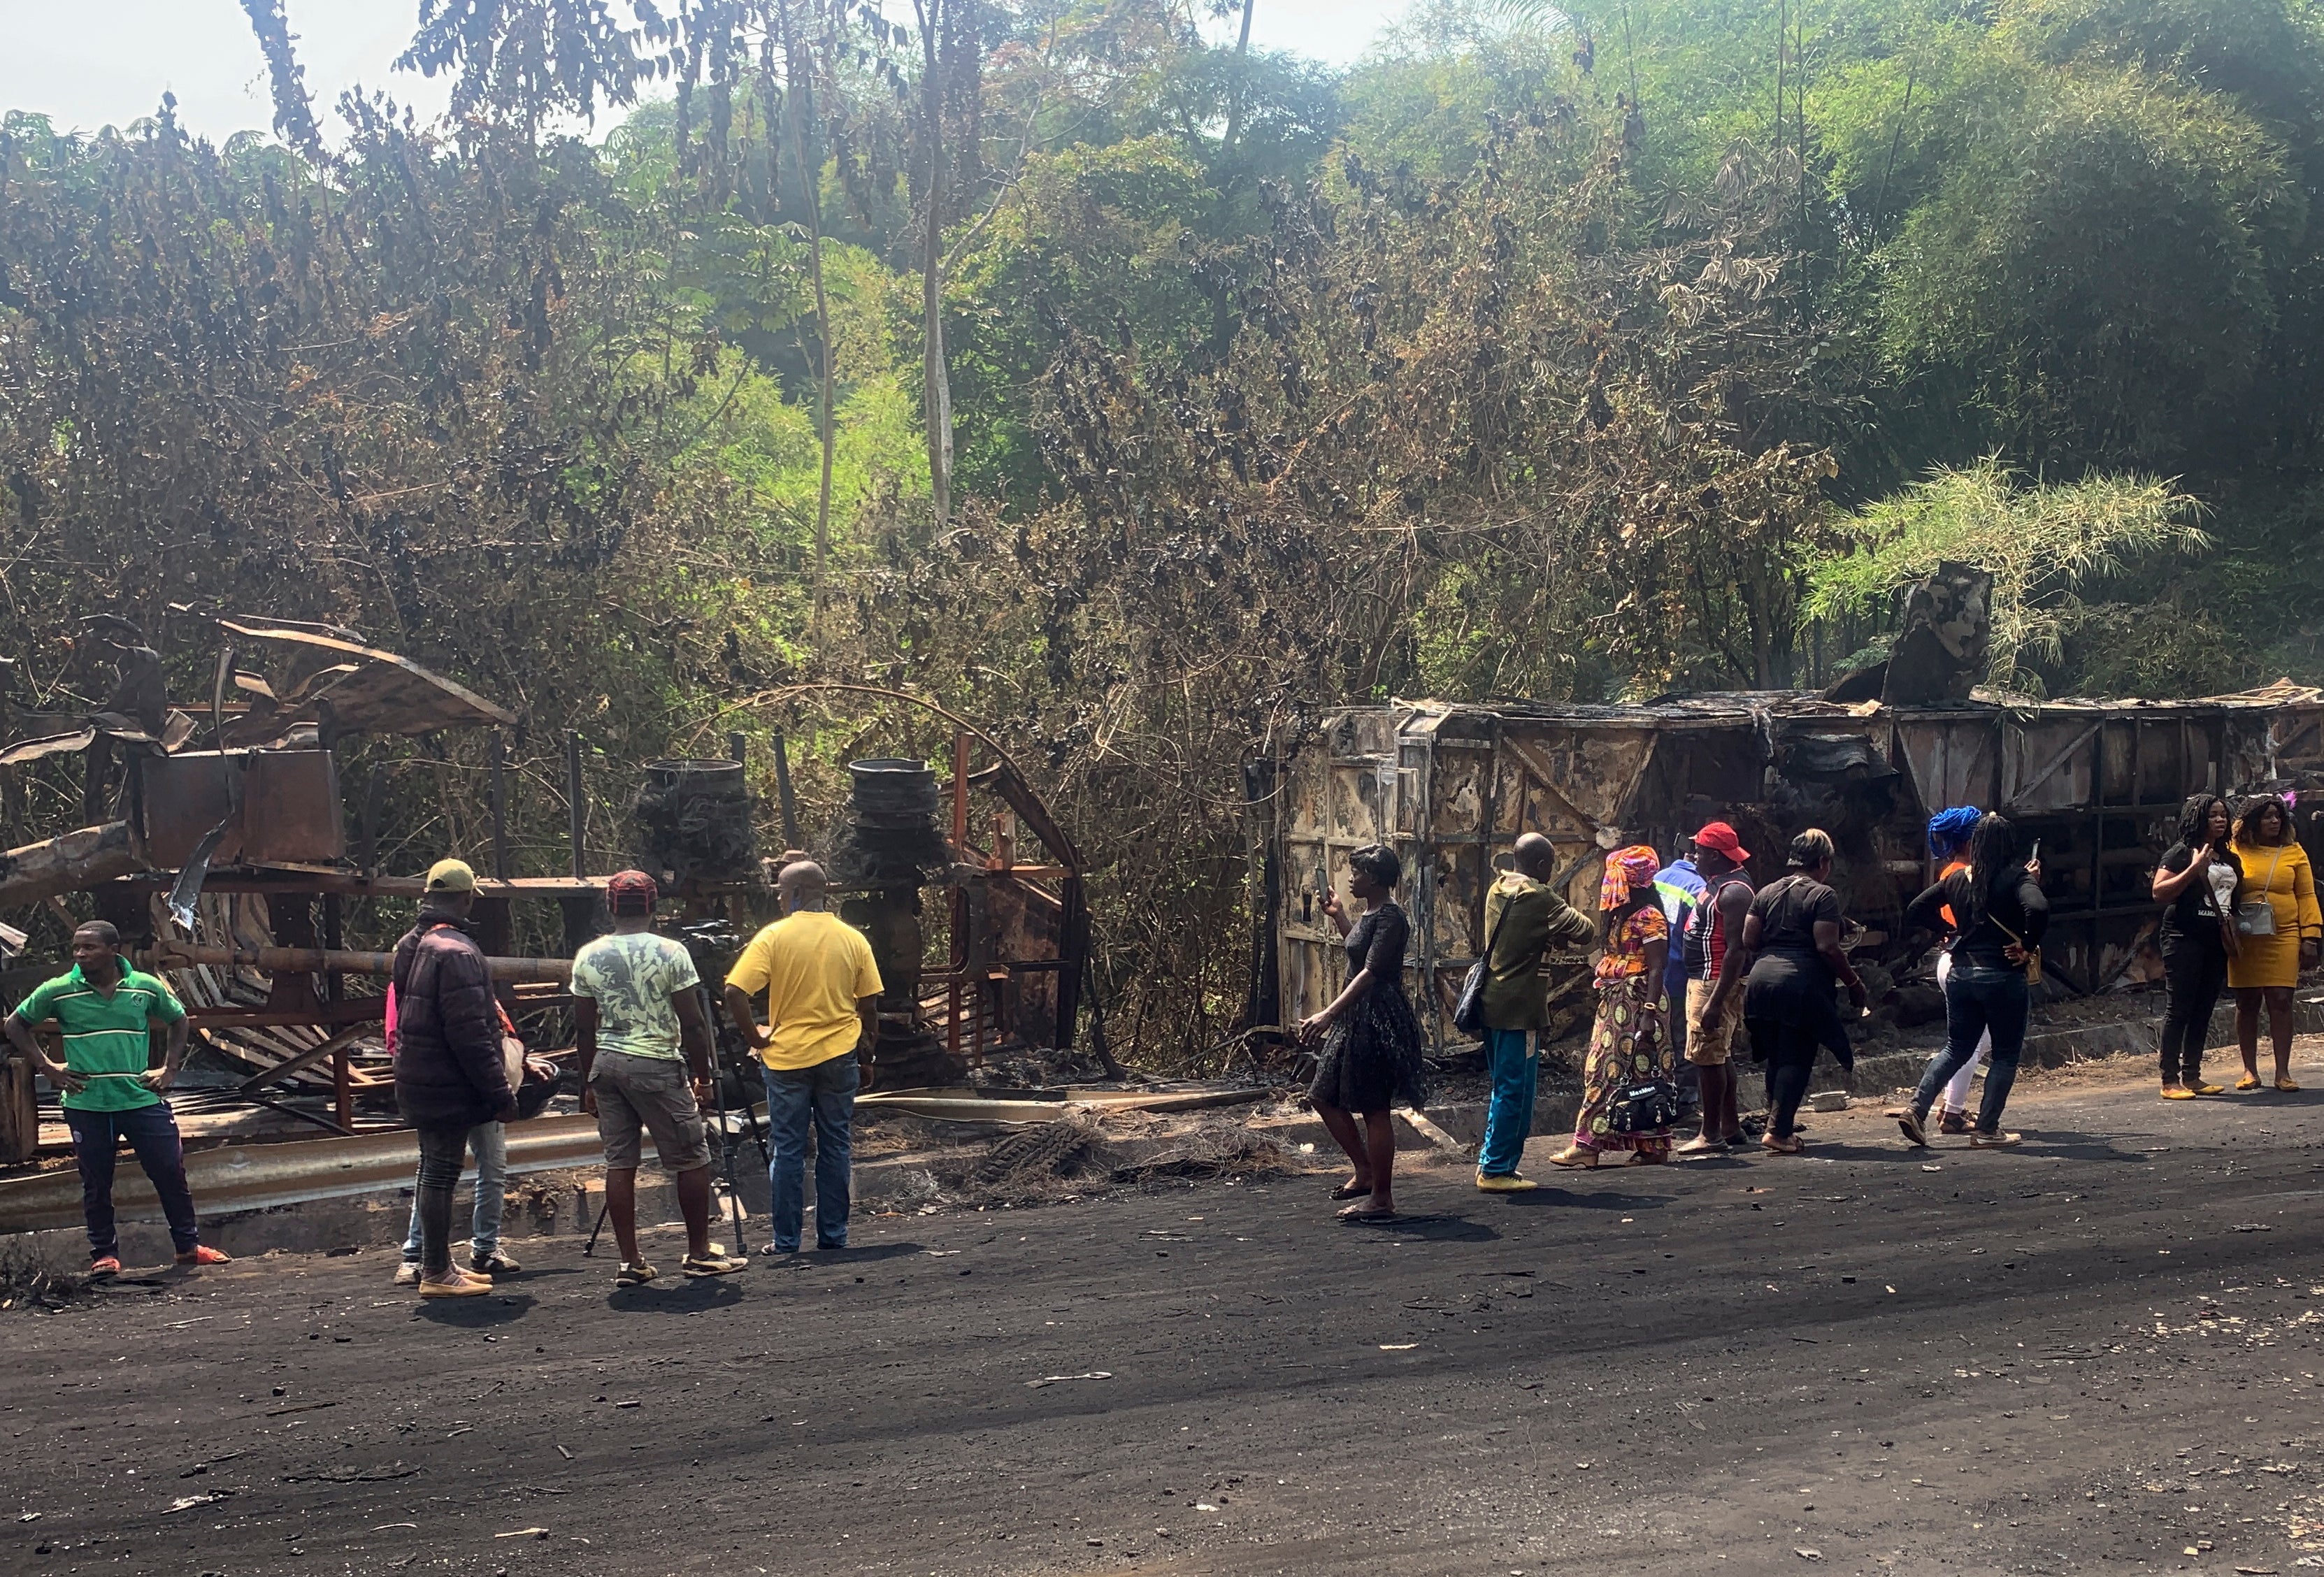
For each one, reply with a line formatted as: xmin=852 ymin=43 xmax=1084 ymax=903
xmin=392 ymin=1262 xmax=420 ymax=1288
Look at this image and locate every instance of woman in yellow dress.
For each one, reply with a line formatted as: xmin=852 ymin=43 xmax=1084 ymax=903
xmin=2225 ymin=793 xmax=2321 ymax=1092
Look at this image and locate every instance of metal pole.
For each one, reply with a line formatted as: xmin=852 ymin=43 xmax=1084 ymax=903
xmin=489 ymin=731 xmax=511 ymax=881
xmin=566 ymin=730 xmax=586 ymax=881
xmin=323 ymin=894 xmax=352 ymax=1134
xmin=711 ymin=1046 xmax=748 ymax=1259
xmin=145 ymin=941 xmax=573 ymax=982
xmin=702 ymin=983 xmax=752 ymax=1258
xmin=948 ymin=732 xmax=967 ymax=1066
xmin=359 ymin=763 xmax=384 ymax=876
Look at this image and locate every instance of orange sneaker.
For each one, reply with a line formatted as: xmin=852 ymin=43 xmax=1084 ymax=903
xmin=174 ymin=1245 xmax=230 ymax=1267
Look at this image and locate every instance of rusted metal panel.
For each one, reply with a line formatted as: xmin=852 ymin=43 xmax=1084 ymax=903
xmin=1328 ymin=756 xmax=1393 ymax=844
xmin=216 ymin=617 xmax=517 ymax=744
xmin=1895 ymin=717 xmax=2000 ymax=812
xmin=241 ymin=750 xmax=345 ymax=863
xmin=1285 ymin=747 xmax=1330 ymax=840
xmin=2002 ymin=719 xmax=2098 ymax=812
xmin=143 ymin=752 xmax=243 ymax=867
xmin=141 ymin=749 xmax=343 ymax=867
xmin=1502 ymin=726 xmax=1658 ymax=831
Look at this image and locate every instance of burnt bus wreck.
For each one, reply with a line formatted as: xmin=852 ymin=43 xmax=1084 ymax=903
xmin=1257 ymin=682 xmax=2324 ymax=1050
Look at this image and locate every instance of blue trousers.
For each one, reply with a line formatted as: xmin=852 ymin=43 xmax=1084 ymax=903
xmin=1477 ymin=1027 xmax=1537 ymax=1176
xmin=400 ymin=1121 xmax=507 ymax=1265
xmin=66 ymin=1102 xmax=200 ymax=1260
xmin=1914 ymin=965 xmax=2030 ymax=1132
xmin=763 ymin=1056 xmax=859 ymax=1251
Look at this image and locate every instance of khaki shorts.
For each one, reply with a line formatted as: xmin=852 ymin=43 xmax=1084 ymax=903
xmin=1684 ymin=978 xmax=1745 ymax=1066
xmin=590 ymin=1050 xmax=712 ymax=1173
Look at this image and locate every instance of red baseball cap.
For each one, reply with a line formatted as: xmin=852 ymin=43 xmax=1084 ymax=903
xmin=1693 ymin=821 xmax=1750 ymax=862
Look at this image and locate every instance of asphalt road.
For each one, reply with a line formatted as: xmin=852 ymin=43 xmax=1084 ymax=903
xmin=7 ymin=1046 xmax=2324 ymax=1577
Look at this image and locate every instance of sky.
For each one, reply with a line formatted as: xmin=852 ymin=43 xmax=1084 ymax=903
xmin=0 ymin=0 xmax=1415 ymax=145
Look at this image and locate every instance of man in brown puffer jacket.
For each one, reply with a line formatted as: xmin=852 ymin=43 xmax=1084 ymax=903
xmin=391 ymin=859 xmax=515 ymax=1297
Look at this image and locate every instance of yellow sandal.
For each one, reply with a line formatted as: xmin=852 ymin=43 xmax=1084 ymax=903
xmin=2236 ymin=1074 xmax=2262 ymax=1092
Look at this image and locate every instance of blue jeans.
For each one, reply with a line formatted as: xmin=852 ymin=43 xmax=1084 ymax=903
xmin=66 ymin=1102 xmax=201 ymax=1260
xmin=1477 ymin=1028 xmax=1537 ymax=1176
xmin=763 ymin=1056 xmax=859 ymax=1251
xmin=401 ymin=1121 xmax=507 ymax=1264
xmin=1914 ymin=965 xmax=2030 ymax=1132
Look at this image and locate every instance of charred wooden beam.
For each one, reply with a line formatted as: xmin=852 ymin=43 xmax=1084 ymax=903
xmin=0 ymin=821 xmax=145 ymax=909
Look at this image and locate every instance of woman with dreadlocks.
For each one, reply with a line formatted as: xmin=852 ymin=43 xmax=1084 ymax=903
xmin=1923 ymin=805 xmax=1991 ymax=1133
xmin=1549 ymin=845 xmax=1674 ymax=1168
xmin=2149 ymin=794 xmax=2238 ymax=1099
xmin=1899 ymin=812 xmax=2048 ymax=1148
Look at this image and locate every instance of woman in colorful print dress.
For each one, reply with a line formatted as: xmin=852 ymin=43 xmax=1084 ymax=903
xmin=1549 ymin=845 xmax=1673 ymax=1168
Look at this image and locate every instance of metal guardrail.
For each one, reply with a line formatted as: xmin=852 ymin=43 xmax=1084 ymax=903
xmin=0 ymin=1083 xmax=1281 ymax=1234
xmin=0 ymin=1114 xmax=613 ymax=1235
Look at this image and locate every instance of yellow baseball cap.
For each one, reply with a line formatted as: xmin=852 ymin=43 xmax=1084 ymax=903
xmin=425 ymin=858 xmax=478 ymax=893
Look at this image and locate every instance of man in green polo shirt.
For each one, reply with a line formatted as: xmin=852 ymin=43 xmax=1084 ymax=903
xmin=3 ymin=921 xmax=229 ymax=1276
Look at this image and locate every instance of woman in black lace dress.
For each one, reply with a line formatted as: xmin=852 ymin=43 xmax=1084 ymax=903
xmin=1298 ymin=842 xmax=1428 ymax=1222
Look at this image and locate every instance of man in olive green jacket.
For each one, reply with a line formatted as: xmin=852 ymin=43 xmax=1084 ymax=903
xmin=1475 ymin=833 xmax=1595 ymax=1190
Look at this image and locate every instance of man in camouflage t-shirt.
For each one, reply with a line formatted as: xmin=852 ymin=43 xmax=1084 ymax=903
xmin=571 ymin=871 xmax=744 ymax=1286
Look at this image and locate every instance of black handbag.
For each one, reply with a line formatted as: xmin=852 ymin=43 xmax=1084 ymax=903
xmin=1452 ymin=893 xmax=1516 ymax=1039
xmin=1605 ymin=1078 xmax=1682 ymax=1135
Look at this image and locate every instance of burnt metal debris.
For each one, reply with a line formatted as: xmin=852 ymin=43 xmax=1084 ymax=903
xmin=1258 ymin=679 xmax=2324 ymax=1051
xmin=0 ymin=618 xmax=1095 ymax=1171
xmin=836 ymin=757 xmax=954 ymax=1088
xmin=631 ymin=758 xmax=758 ymax=888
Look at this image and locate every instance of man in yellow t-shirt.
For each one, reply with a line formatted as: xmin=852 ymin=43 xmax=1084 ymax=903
xmin=723 ymin=860 xmax=883 ymax=1254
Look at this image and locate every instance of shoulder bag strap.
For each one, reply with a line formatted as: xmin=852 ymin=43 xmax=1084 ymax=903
xmin=1480 ymin=884 xmax=1518 ymax=964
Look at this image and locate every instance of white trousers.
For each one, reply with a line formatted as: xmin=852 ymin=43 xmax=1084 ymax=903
xmin=1932 ymin=951 xmax=1992 ymax=1111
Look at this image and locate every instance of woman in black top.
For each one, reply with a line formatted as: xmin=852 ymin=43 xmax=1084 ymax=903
xmin=2150 ymin=795 xmax=2239 ymax=1099
xmin=1298 ymin=842 xmax=1427 ymax=1222
xmin=1740 ymin=830 xmax=1869 ymax=1154
xmin=1898 ymin=812 xmax=2048 ymax=1148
